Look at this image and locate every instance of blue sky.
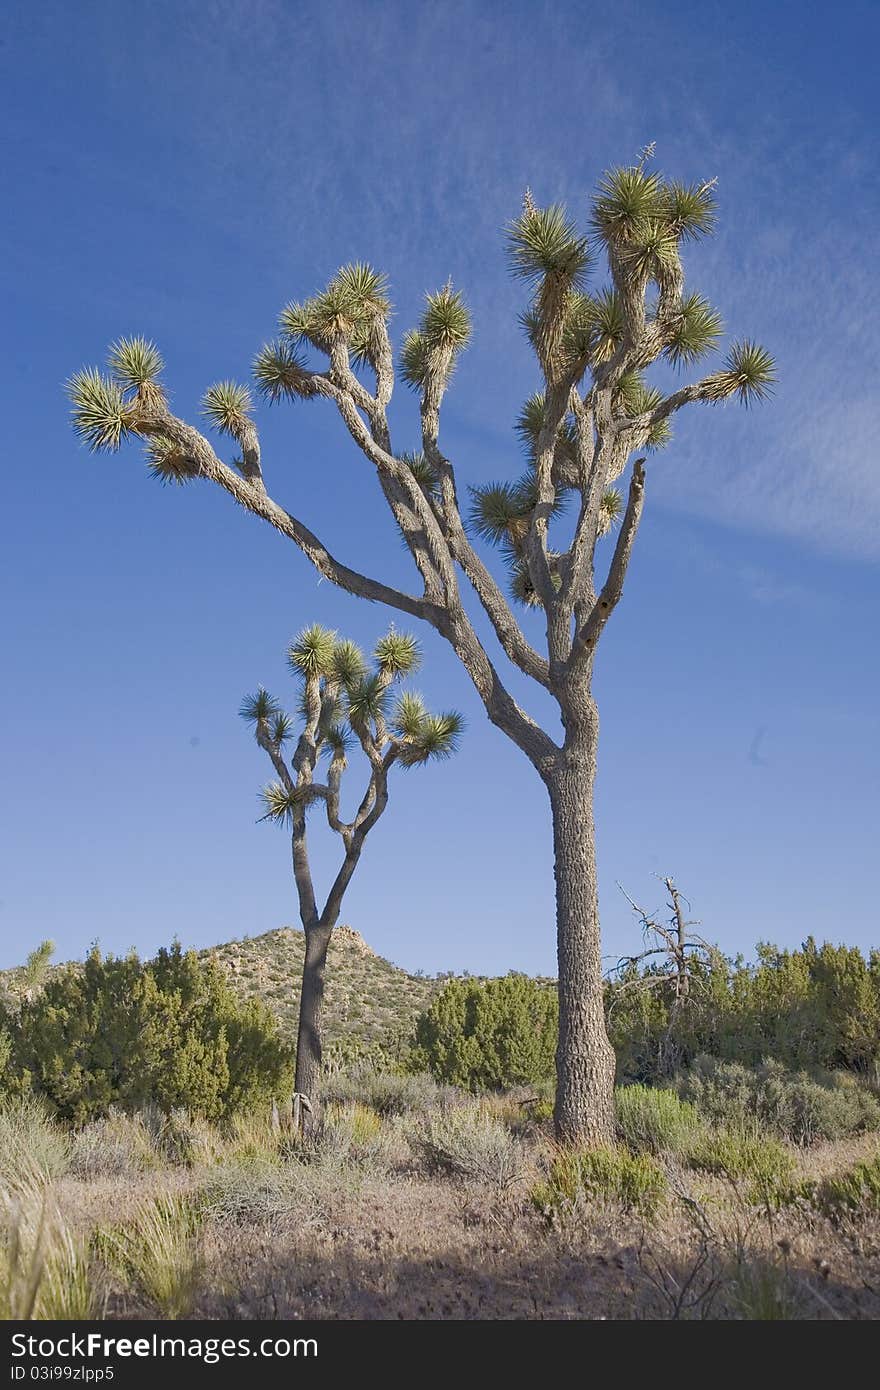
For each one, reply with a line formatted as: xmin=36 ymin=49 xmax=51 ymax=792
xmin=2 ymin=0 xmax=878 ymax=977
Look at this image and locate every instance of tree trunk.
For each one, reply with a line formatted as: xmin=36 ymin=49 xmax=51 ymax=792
xmin=294 ymin=921 xmax=332 ymax=1136
xmin=548 ymin=726 xmax=616 ymax=1147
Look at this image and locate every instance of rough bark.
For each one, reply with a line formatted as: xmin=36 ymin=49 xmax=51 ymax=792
xmin=548 ymin=725 xmax=616 ymax=1147
xmin=293 ymin=920 xmax=333 ymax=1134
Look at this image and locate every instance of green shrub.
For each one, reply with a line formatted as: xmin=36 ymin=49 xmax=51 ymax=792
xmin=533 ymin=1146 xmax=666 ymax=1220
xmin=0 ymin=1099 xmax=70 ymax=1191
xmin=324 ymin=1063 xmax=446 ymax=1116
xmin=412 ymin=1107 xmax=523 ymax=1188
xmin=686 ymin=1126 xmax=797 ymax=1208
xmin=608 ymin=938 xmax=880 ymax=1082
xmin=412 ymin=974 xmax=557 ymax=1091
xmin=615 ymin=1084 xmax=701 ymax=1155
xmin=677 ymin=1056 xmax=880 ymax=1145
xmin=810 ymin=1151 xmax=880 ymax=1221
xmin=4 ymin=943 xmax=293 ymax=1123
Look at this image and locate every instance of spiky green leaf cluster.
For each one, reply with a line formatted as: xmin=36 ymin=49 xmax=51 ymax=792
xmin=583 ymin=288 xmax=626 ymax=364
xmin=287 ymin=624 xmax=337 ymax=679
xmin=66 ymin=369 xmax=132 ymax=452
xmin=507 ymin=204 xmax=590 ymax=286
xmin=240 ymin=688 xmax=281 ymax=727
xmin=399 ymin=329 xmax=430 ymax=388
xmin=259 ymin=781 xmax=303 ymax=826
xmin=398 ymin=711 xmax=464 ymax=765
xmin=270 ymin=711 xmax=294 ymax=746
xmin=323 ymin=725 xmax=353 ymax=763
xmin=279 ymin=263 xmax=390 ymax=356
xmin=253 ymin=341 xmax=317 ymax=402
xmin=391 ymin=690 xmax=428 ymax=740
xmin=202 ymin=381 xmax=253 ymax=437
xmin=509 ymin=556 xmax=563 ymax=608
xmin=592 ymin=166 xmax=666 ymax=246
xmin=346 ymin=672 xmax=389 ymax=725
xmin=374 ymin=629 xmax=421 ymax=678
xmin=144 ymin=434 xmax=195 ymax=485
xmin=599 ymin=488 xmax=623 ymax=533
xmin=664 ymin=293 xmax=723 ymax=368
xmin=400 ymin=287 xmax=471 ymax=392
xmin=108 ymin=337 xmax=164 ymax=391
xmin=421 ymin=286 xmax=471 ymax=349
xmin=614 ymin=372 xmax=672 ymax=449
xmin=514 ymin=393 xmax=578 ymax=461
xmin=704 ymin=340 xmax=776 ymax=406
xmin=332 ymin=639 xmax=367 ymax=689
xmin=400 ymin=451 xmax=439 ymax=497
xmin=592 ymin=165 xmax=716 ymax=249
xmin=662 ymin=180 xmax=718 ymax=241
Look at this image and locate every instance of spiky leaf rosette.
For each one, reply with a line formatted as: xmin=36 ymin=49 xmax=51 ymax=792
xmin=468 ymin=481 xmax=530 ymax=547
xmin=330 ymin=262 xmax=390 ymax=320
xmin=400 ymin=330 xmax=430 ymax=389
xmin=514 ymin=393 xmax=578 ymax=460
xmin=401 ymin=287 xmax=471 ymax=392
xmin=398 ymin=712 xmax=464 ymax=765
xmin=582 ymin=289 xmax=626 ymax=365
xmin=374 ymin=629 xmax=421 ymax=678
xmin=202 ymin=381 xmax=253 ymax=437
xmin=391 ymin=690 xmax=428 ymax=740
xmin=323 ymin=725 xmax=352 ymax=765
xmin=509 ymin=555 xmax=563 ymax=607
xmin=332 ymin=639 xmax=367 ymax=689
xmin=703 ymin=340 xmax=776 ymax=406
xmin=400 ymin=451 xmax=439 ymax=497
xmin=598 ymin=488 xmax=623 ymax=535
xmin=507 ymin=203 xmax=590 ymax=286
xmin=662 ymin=179 xmax=717 ymax=241
xmin=616 ymin=218 xmax=680 ymax=284
xmin=270 ymin=711 xmax=294 ymax=746
xmin=664 ymin=293 xmax=723 ymax=368
xmin=144 ymin=434 xmax=196 ymax=485
xmin=259 ymin=781 xmax=304 ymax=826
xmin=591 ymin=166 xmax=665 ymax=246
xmin=421 ymin=286 xmax=471 ymax=351
xmin=288 ymin=624 xmax=337 ymax=679
xmin=614 ymin=373 xmax=672 ymax=449
xmin=108 ymin=337 xmax=164 ymax=392
xmin=253 ymin=341 xmax=317 ymax=402
xmin=67 ymin=369 xmax=132 ymax=452
xmin=240 ymin=688 xmax=281 ymax=728
xmin=346 ymin=672 xmax=389 ymax=725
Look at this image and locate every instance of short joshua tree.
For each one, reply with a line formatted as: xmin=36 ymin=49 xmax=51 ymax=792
xmin=240 ymin=623 xmax=462 ymax=1128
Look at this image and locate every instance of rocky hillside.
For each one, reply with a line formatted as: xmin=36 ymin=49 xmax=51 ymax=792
xmin=202 ymin=925 xmax=438 ymax=1048
xmin=1 ymin=927 xmax=438 ymax=1053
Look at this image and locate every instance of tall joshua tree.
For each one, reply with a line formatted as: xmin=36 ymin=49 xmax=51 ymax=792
xmin=240 ymin=622 xmax=461 ymax=1127
xmin=68 ymin=150 xmax=774 ymax=1145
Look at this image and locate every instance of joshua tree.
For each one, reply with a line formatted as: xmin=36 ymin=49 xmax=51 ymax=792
xmin=68 ymin=149 xmax=774 ymax=1144
xmin=241 ymin=623 xmax=461 ymax=1127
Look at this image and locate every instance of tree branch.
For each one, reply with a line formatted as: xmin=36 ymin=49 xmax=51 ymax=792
xmin=571 ymin=457 xmax=645 ymax=665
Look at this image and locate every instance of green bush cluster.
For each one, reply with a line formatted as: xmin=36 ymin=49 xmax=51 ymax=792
xmin=676 ymin=1056 xmax=880 ymax=1145
xmin=533 ymin=1146 xmax=666 ymax=1220
xmin=686 ymin=1126 xmax=798 ymax=1209
xmin=608 ymin=938 xmax=880 ymax=1082
xmin=410 ymin=974 xmax=557 ymax=1090
xmin=809 ymin=1151 xmax=880 ymax=1221
xmin=614 ymin=1084 xmax=701 ymax=1155
xmin=1 ymin=944 xmax=292 ymax=1123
